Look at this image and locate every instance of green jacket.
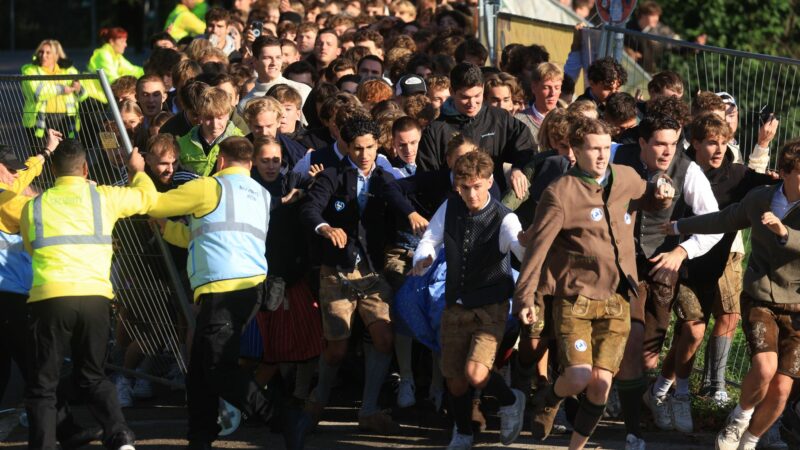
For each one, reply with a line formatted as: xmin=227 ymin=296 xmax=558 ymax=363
xmin=165 ymin=3 xmax=206 ymax=41
xmin=85 ymin=43 xmax=144 ymax=102
xmin=178 ymin=122 xmax=243 ymax=176
xmin=20 ymin=63 xmax=88 ymax=138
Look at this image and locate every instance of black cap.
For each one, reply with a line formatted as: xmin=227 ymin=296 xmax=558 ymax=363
xmin=0 ymin=146 xmax=25 ymax=171
xmin=395 ymin=74 xmax=427 ymax=97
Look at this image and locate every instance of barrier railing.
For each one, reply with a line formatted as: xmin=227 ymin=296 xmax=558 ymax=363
xmin=0 ymin=70 xmax=191 ymax=388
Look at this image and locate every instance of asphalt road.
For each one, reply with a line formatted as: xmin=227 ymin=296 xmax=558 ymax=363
xmin=0 ymin=386 xmax=716 ymax=449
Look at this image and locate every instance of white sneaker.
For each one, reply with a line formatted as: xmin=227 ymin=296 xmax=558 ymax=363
xmin=115 ymin=375 xmax=133 ymax=408
xmin=117 ymin=446 xmax=135 ymax=450
xmin=643 ymin=386 xmax=672 ymax=430
xmin=396 ymin=378 xmax=416 ymax=408
xmin=625 ymin=433 xmax=646 ymax=450
xmin=670 ymin=394 xmax=693 ymax=433
xmin=132 ymin=377 xmax=154 ymax=399
xmin=717 ymin=412 xmax=749 ymax=450
xmin=446 ymin=426 xmax=473 ymax=450
xmin=756 ymin=420 xmax=788 ymax=449
xmin=217 ymin=399 xmax=242 ymax=436
xmin=497 ymin=388 xmax=525 ymax=445
xmin=714 ymin=390 xmax=731 ymax=407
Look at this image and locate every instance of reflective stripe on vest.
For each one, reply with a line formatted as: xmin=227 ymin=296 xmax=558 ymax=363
xmin=31 ymin=184 xmax=112 ymax=250
xmin=190 ymin=177 xmax=270 ymax=241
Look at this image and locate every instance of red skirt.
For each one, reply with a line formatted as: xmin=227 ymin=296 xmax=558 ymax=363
xmin=256 ymin=279 xmax=323 ymax=363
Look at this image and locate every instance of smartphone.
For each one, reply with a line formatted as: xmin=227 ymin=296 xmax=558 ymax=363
xmin=759 ymin=104 xmax=776 ymax=124
xmin=250 ymin=20 xmax=263 ymax=38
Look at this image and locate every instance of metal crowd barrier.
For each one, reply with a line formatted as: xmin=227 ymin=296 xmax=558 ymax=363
xmin=0 ymin=70 xmax=192 ymax=388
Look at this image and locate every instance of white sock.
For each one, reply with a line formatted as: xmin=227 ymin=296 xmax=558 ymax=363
xmin=732 ymin=404 xmax=755 ymax=422
xmin=674 ymin=377 xmax=690 ymax=397
xmin=740 ymin=430 xmax=760 ymax=446
xmin=653 ymin=375 xmax=673 ymax=397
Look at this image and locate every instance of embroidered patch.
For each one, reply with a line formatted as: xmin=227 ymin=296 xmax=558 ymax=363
xmin=624 ymin=212 xmax=632 ymax=225
xmin=334 ymin=200 xmax=345 ymax=212
xmin=574 ymin=339 xmax=588 ymax=352
xmin=590 ymin=208 xmax=603 ymax=222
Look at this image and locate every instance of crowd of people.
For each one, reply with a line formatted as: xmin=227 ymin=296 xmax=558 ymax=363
xmin=3 ymin=0 xmax=800 ymax=450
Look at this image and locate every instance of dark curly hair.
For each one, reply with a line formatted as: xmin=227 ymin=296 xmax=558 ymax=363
xmin=587 ymin=57 xmax=628 ymax=87
xmin=638 ymin=113 xmax=682 ymax=142
xmin=341 ymin=116 xmax=381 ymax=144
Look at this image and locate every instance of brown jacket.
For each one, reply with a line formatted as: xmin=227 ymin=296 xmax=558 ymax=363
xmin=678 ymin=184 xmax=800 ymax=305
xmin=513 ymin=164 xmax=668 ymax=309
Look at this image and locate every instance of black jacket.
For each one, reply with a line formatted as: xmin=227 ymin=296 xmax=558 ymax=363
xmin=299 ymin=158 xmax=404 ymax=272
xmin=683 ymin=148 xmax=777 ymax=283
xmin=417 ymin=99 xmax=534 ymax=192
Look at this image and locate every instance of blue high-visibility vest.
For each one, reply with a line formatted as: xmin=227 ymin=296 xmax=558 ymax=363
xmin=0 ymin=230 xmax=32 ymax=295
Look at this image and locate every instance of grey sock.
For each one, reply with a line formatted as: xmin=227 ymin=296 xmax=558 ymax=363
xmin=310 ymin=357 xmax=341 ymax=406
xmin=360 ymin=343 xmax=391 ymax=417
xmin=707 ymin=335 xmax=732 ymax=391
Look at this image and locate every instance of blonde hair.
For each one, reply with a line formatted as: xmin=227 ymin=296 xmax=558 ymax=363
xmin=537 ymin=109 xmax=570 ymax=151
xmin=197 ymin=87 xmax=235 ymax=118
xmin=243 ymin=96 xmax=285 ymax=124
xmin=119 ymin=99 xmax=144 ymax=120
xmin=185 ymin=38 xmax=213 ymax=62
xmin=391 ymin=0 xmax=416 ymax=16
xmin=567 ymin=99 xmax=599 ymax=119
xmin=34 ymin=40 xmax=67 ymax=65
xmin=531 ymin=62 xmax=564 ymax=83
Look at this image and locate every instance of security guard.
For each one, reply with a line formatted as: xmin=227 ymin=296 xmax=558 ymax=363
xmin=148 ymin=136 xmax=309 ymax=450
xmin=20 ymin=139 xmax=157 ymax=450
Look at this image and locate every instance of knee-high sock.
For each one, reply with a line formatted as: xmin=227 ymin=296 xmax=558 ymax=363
xmin=395 ymin=334 xmax=414 ymax=381
xmin=706 ymin=335 xmax=732 ymax=392
xmin=360 ymin=343 xmax=392 ymax=417
xmin=483 ymin=371 xmax=515 ymax=406
xmin=449 ymin=389 xmax=474 ymax=436
xmin=310 ymin=357 xmax=340 ymax=406
xmin=617 ymin=377 xmax=647 ymax=438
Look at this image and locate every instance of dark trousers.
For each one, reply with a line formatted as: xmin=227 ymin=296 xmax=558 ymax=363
xmin=0 ymin=292 xmax=29 ymax=395
xmin=187 ymin=285 xmax=277 ymax=443
xmin=25 ymin=296 xmax=130 ymax=450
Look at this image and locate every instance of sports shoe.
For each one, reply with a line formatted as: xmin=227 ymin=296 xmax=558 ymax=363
xmin=115 ymin=375 xmax=133 ymax=408
xmin=397 ymin=378 xmax=416 ymax=408
xmin=552 ymin=405 xmax=571 ymax=434
xmin=716 ymin=412 xmax=749 ymax=450
xmin=606 ymin=383 xmax=621 ymax=418
xmin=643 ymin=386 xmax=672 ymax=431
xmin=497 ymin=389 xmax=525 ymax=445
xmin=133 ymin=377 xmax=154 ymax=399
xmin=714 ymin=390 xmax=731 ymax=407
xmin=446 ymin=425 xmax=473 ymax=450
xmin=670 ymin=394 xmax=693 ymax=433
xmin=530 ymin=386 xmax=563 ymax=440
xmin=105 ymin=429 xmax=136 ymax=450
xmin=358 ymin=410 xmax=401 ymax=434
xmin=757 ymin=420 xmax=788 ymax=449
xmin=625 ymin=433 xmax=646 ymax=450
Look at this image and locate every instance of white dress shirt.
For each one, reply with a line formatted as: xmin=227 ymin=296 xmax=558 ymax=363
xmin=678 ymin=161 xmax=723 ymax=259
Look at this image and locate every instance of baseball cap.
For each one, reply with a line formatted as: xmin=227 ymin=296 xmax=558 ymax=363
xmin=395 ymin=74 xmax=427 ymax=97
xmin=0 ymin=146 xmax=26 ymax=171
xmin=716 ymin=91 xmax=737 ymax=109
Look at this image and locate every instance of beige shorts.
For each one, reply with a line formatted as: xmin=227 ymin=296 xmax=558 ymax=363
xmin=440 ymin=302 xmax=508 ymax=379
xmin=318 ymin=264 xmax=393 ymax=341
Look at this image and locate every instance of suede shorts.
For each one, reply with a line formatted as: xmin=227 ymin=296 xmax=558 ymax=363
xmin=519 ymin=293 xmax=552 ymax=340
xmin=318 ymin=264 xmax=393 ymax=341
xmin=675 ymin=253 xmax=743 ymax=322
xmin=632 ymin=276 xmax=678 ymax=356
xmin=552 ymin=294 xmax=631 ymax=374
xmin=440 ymin=302 xmax=508 ymax=379
xmin=741 ymin=292 xmax=800 ymax=379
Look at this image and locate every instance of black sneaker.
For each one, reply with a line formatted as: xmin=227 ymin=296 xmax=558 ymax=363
xmin=105 ymin=429 xmax=136 ymax=450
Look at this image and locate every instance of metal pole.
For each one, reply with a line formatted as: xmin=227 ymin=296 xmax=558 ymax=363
xmin=97 ymin=68 xmax=195 ymax=336
xmin=484 ymin=0 xmax=500 ymax=66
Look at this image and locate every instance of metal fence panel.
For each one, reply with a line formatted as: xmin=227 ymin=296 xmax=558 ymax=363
xmin=0 ymin=71 xmax=191 ymax=387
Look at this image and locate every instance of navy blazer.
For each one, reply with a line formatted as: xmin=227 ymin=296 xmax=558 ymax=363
xmin=300 ymin=158 xmax=403 ymax=272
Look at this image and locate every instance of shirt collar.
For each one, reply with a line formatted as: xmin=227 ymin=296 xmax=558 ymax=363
xmin=348 ymin=158 xmax=376 ymax=178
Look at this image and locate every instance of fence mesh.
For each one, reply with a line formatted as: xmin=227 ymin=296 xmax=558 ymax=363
xmin=594 ymin=25 xmax=800 ymax=170
xmin=0 ymin=72 xmax=190 ymax=387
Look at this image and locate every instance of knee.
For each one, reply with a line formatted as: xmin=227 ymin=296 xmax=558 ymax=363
xmin=771 ymin=376 xmax=794 ymax=402
xmin=563 ymin=366 xmax=592 ymax=391
xmin=751 ymin=357 xmax=778 ymax=383
xmin=686 ymin=322 xmax=706 ymax=342
xmin=465 ymin=366 xmax=490 ymax=388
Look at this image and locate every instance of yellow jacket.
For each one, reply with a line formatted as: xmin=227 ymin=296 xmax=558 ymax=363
xmin=21 ymin=63 xmax=88 ymax=138
xmin=147 ymin=166 xmax=266 ymax=301
xmin=21 ymin=172 xmax=158 ymax=302
xmin=0 ymin=155 xmax=46 ymax=234
xmin=164 ymin=4 xmax=206 ymax=41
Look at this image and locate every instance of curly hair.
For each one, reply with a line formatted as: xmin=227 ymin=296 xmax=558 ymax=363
xmin=587 ymin=57 xmax=628 ymax=87
xmin=341 ymin=116 xmax=381 ymax=144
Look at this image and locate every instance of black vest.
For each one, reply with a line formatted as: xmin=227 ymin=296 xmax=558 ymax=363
xmin=310 ymin=145 xmax=343 ymax=169
xmin=614 ymin=144 xmax=692 ymax=258
xmin=444 ymin=198 xmax=514 ymax=308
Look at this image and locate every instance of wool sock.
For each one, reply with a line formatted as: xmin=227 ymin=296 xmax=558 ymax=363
xmin=360 ymin=343 xmax=392 ymax=417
